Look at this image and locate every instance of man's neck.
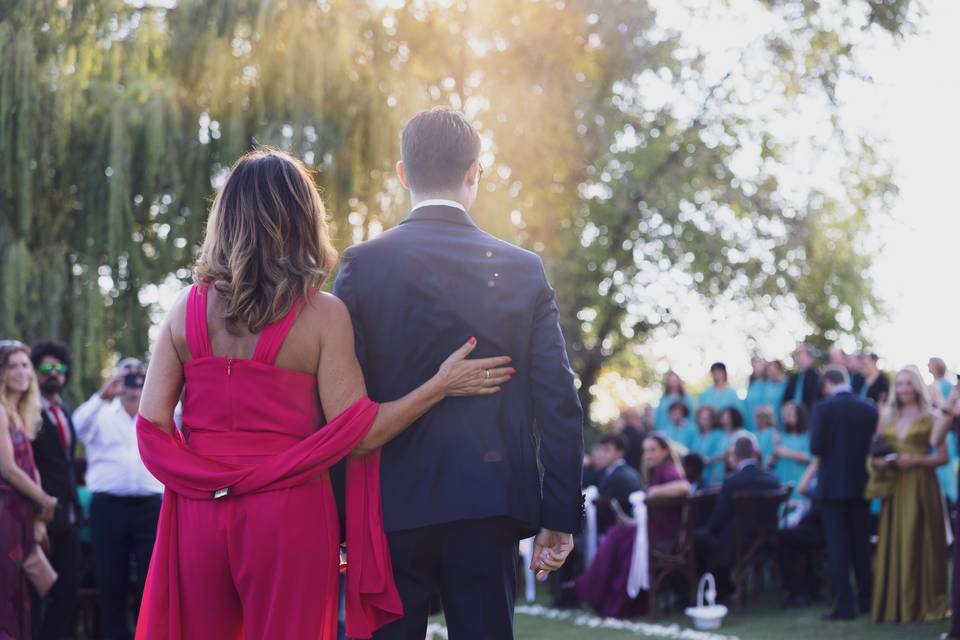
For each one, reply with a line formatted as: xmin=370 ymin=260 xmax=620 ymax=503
xmin=120 ymin=400 xmax=138 ymax=419
xmin=604 ymin=458 xmax=625 ymax=473
xmin=713 ymin=382 xmax=727 ymax=391
xmin=41 ymin=392 xmax=59 ymax=405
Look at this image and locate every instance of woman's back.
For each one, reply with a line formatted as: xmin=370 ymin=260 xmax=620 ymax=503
xmin=173 ymin=284 xmax=327 ymax=460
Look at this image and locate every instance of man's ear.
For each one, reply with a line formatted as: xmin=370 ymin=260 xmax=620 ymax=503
xmin=396 ymin=161 xmax=410 ymax=189
xmin=465 ymin=159 xmax=481 ymax=187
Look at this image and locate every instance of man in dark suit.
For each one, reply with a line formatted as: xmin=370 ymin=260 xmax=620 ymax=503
xmin=695 ymin=434 xmax=780 ymax=591
xmin=334 ymin=107 xmax=584 ymax=640
xmin=593 ymin=433 xmax=643 ymax=532
xmin=783 ymin=344 xmax=821 ymax=411
xmin=809 ymin=366 xmax=878 ymax=620
xmin=30 ymin=341 xmax=84 ymax=640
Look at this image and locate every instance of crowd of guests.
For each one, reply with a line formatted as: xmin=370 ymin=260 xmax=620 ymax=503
xmin=4 ymin=334 xmax=960 ymax=637
xmin=0 ymin=339 xmax=159 ymax=640
xmin=568 ymin=345 xmax=960 ymax=630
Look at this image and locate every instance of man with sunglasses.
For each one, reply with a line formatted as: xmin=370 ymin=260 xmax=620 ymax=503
xmin=30 ymin=340 xmax=84 ymax=640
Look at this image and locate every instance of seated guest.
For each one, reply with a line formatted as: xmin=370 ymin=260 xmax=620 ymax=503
xmin=575 ymin=433 xmax=691 ymax=618
xmin=593 ymin=433 xmax=643 ymax=533
xmin=695 ymin=434 xmax=781 ymax=594
xmin=691 ymin=406 xmax=728 ymax=488
xmin=642 ymin=433 xmax=693 ymax=547
xmin=663 ymin=401 xmax=697 ymax=450
xmin=776 ymin=460 xmax=826 ymax=607
xmin=582 ymin=442 xmax=603 ymax=488
xmin=682 ymin=453 xmax=706 ymax=493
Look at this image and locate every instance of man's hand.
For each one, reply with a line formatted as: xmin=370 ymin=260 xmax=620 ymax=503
xmin=99 ymin=374 xmax=124 ymax=402
xmin=530 ymin=528 xmax=574 ymax=582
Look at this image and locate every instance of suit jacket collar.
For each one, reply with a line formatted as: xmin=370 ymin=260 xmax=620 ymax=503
xmin=399 ymin=204 xmax=477 ymax=229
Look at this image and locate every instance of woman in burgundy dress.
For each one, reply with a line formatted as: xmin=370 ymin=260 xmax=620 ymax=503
xmin=135 ymin=149 xmax=513 ymax=639
xmin=575 ymin=432 xmax=691 ymax=617
xmin=0 ymin=340 xmax=59 ymax=639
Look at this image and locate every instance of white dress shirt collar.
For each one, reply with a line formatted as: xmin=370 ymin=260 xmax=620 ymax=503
xmin=411 ymin=198 xmax=467 ymax=213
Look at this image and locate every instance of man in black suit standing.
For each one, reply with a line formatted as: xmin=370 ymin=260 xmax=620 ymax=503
xmin=783 ymin=344 xmax=821 ymax=412
xmin=30 ymin=341 xmax=84 ymax=639
xmin=335 ymin=107 xmax=584 ymax=640
xmin=593 ymin=433 xmax=642 ymax=532
xmin=695 ymin=434 xmax=780 ymax=592
xmin=809 ymin=366 xmax=878 ymax=620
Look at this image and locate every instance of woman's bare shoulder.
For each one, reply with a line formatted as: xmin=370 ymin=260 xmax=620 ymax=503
xmin=301 ymin=291 xmax=353 ymax=333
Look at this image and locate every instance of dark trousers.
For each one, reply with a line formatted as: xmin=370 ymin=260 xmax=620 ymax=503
xmin=775 ymin=516 xmax=826 ymax=598
xmin=820 ymin=499 xmax=871 ymax=616
xmin=372 ymin=518 xmax=519 ymax=640
xmin=89 ymin=493 xmax=162 ymax=640
xmin=30 ymin=524 xmax=82 ymax=640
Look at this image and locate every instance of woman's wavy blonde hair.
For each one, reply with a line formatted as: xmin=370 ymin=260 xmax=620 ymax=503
xmin=883 ymin=365 xmax=931 ymax=425
xmin=194 ymin=148 xmax=338 ymax=333
xmin=0 ymin=341 xmax=42 ymax=439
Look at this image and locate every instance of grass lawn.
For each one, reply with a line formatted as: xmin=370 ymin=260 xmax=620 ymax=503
xmin=431 ymin=595 xmax=950 ymax=639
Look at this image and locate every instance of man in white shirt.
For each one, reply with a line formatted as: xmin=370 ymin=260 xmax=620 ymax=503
xmin=73 ymin=358 xmax=162 ymax=640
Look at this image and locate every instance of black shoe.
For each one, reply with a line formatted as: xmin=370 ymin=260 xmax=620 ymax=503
xmin=821 ymin=610 xmax=855 ymax=621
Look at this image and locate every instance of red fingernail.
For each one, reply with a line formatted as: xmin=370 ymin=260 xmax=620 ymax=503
xmin=468 ymin=337 xmax=476 ymax=345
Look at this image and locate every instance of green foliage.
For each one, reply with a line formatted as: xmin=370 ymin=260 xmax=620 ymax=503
xmin=0 ymin=0 xmax=916 ymax=406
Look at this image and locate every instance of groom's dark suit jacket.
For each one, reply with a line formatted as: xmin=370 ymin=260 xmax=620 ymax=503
xmin=334 ymin=204 xmax=584 ymax=535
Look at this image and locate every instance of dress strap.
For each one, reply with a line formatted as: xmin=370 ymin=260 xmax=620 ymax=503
xmin=251 ymin=298 xmax=301 ymax=366
xmin=185 ymin=284 xmax=213 ymax=360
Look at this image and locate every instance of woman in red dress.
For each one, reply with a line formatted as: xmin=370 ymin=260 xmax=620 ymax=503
xmin=135 ymin=149 xmax=513 ymax=639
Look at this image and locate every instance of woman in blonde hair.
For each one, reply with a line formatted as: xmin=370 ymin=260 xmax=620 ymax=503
xmin=0 ymin=340 xmax=58 ymax=639
xmin=869 ymin=366 xmax=950 ymax=623
xmin=134 ymin=148 xmax=513 ymax=639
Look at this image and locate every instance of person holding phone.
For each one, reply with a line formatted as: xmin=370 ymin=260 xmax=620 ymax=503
xmin=73 ymin=359 xmax=162 ymax=640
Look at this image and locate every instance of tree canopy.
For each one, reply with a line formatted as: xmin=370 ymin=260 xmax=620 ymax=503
xmin=0 ymin=0 xmax=919 ymax=414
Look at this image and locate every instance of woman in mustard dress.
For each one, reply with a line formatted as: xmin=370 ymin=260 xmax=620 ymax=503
xmin=868 ymin=366 xmax=950 ymax=623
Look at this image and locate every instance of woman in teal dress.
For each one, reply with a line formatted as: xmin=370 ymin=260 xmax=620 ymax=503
xmin=653 ymin=371 xmax=695 ymax=432
xmin=662 ymin=401 xmax=697 ymax=451
xmin=770 ymin=401 xmax=811 ymax=494
xmin=753 ymin=405 xmax=777 ymax=466
xmin=744 ymin=357 xmax=768 ymax=433
xmin=698 ymin=362 xmax=744 ymax=415
xmin=691 ymin=406 xmax=728 ymax=487
xmin=764 ymin=360 xmax=788 ymax=428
